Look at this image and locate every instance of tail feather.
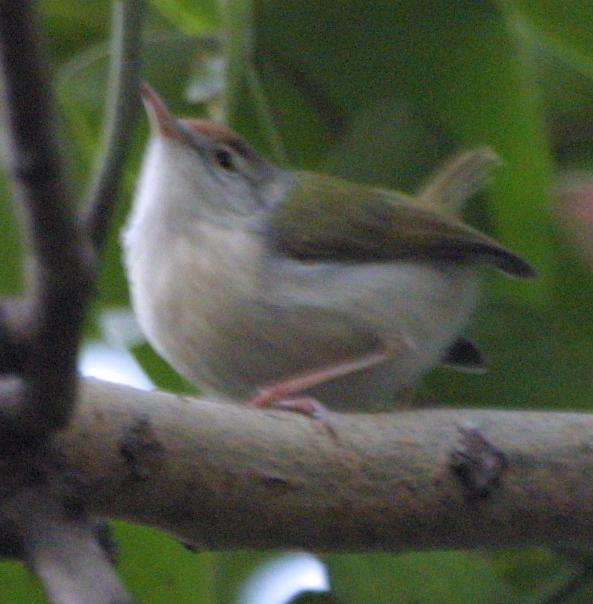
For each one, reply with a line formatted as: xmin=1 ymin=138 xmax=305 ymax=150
xmin=417 ymin=147 xmax=501 ymax=210
xmin=469 ymin=243 xmax=536 ymax=278
xmin=427 ymin=240 xmax=536 ymax=278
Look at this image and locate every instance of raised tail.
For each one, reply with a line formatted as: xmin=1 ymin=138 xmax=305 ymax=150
xmin=417 ymin=147 xmax=501 ymax=210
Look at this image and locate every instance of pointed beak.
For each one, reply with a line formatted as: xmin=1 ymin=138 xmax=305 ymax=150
xmin=139 ymin=82 xmax=180 ymax=138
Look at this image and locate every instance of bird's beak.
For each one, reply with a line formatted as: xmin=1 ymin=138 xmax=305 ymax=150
xmin=139 ymin=82 xmax=180 ymax=139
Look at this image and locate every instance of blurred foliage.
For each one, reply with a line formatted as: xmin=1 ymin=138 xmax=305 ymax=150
xmin=1 ymin=0 xmax=593 ymax=602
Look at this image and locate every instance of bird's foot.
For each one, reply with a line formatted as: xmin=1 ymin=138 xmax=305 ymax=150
xmin=249 ymin=392 xmax=329 ymax=420
xmin=246 ymin=348 xmax=393 ymax=435
xmin=247 ymin=392 xmax=335 ymax=435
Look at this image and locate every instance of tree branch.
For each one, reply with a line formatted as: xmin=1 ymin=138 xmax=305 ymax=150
xmin=83 ymin=0 xmax=146 ymax=253
xmin=26 ymin=509 xmax=135 ymax=604
xmin=0 ymin=2 xmax=142 ymax=601
xmin=12 ymin=377 xmax=592 ymax=552
xmin=0 ymin=0 xmax=94 ymax=438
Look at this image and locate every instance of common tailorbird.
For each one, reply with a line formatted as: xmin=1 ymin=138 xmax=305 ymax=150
xmin=123 ymin=83 xmax=534 ymax=416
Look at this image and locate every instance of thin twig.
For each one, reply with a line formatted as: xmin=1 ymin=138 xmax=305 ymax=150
xmin=25 ymin=498 xmax=135 ymax=604
xmin=83 ymin=0 xmax=147 ymax=253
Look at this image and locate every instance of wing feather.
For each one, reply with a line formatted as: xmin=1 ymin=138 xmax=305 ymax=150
xmin=268 ymin=170 xmax=534 ymax=278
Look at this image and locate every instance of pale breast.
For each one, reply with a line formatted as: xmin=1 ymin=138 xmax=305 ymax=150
xmin=126 ymin=220 xmax=272 ymax=396
xmin=125 ymin=208 xmax=480 ymax=408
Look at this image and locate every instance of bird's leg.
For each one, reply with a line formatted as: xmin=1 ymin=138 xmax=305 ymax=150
xmin=247 ymin=349 xmax=391 ymax=421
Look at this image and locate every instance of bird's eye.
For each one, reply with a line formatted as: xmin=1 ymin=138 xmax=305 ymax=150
xmin=214 ymin=147 xmax=236 ymax=171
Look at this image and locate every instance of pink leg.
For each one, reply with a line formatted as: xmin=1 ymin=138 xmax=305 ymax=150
xmin=247 ymin=349 xmax=391 ymax=420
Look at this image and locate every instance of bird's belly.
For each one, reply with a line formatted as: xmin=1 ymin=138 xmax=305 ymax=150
xmin=126 ymin=226 xmax=276 ymax=399
xmin=263 ymin=259 xmax=480 ymax=409
xmin=131 ymin=233 xmax=479 ymax=410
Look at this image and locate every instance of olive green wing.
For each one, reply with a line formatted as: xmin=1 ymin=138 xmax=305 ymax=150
xmin=268 ymin=170 xmax=535 ymax=278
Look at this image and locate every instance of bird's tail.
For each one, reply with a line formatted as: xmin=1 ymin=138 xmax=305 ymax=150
xmin=416 ymin=147 xmax=501 ymax=210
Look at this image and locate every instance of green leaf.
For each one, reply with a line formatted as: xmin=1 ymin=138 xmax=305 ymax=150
xmin=0 ymin=563 xmax=45 ymax=604
xmin=115 ymin=522 xmax=216 ymax=603
xmin=0 ymin=177 xmax=24 ymax=296
xmin=507 ymin=0 xmax=593 ymax=78
xmin=491 ymin=548 xmax=567 ymax=597
xmin=212 ymin=551 xmax=278 ymax=603
xmin=40 ymin=0 xmax=110 ymax=62
xmin=424 ymin=297 xmax=593 ymax=411
xmin=327 ymin=551 xmax=516 ymax=604
xmin=148 ymin=0 xmax=220 ymax=33
xmin=131 ymin=341 xmax=193 ymax=393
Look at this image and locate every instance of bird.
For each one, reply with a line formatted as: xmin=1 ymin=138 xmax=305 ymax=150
xmin=122 ymin=83 xmax=535 ymax=417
